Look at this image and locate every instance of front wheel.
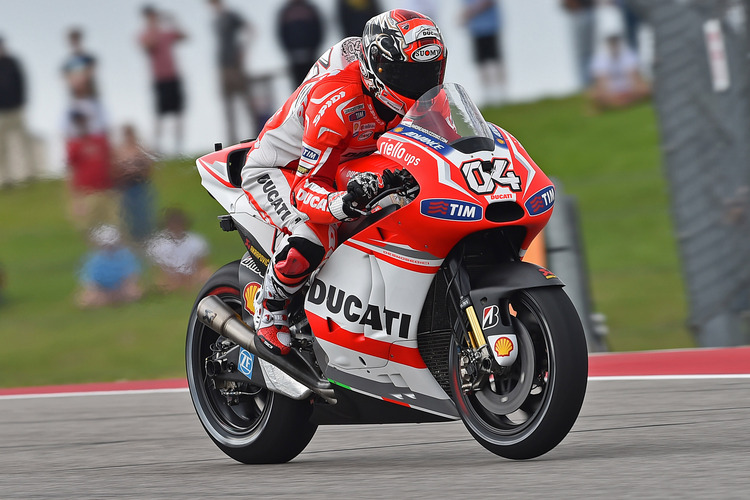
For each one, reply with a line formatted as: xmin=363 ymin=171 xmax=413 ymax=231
xmin=449 ymin=287 xmax=588 ymax=460
xmin=185 ymin=261 xmax=317 ymax=463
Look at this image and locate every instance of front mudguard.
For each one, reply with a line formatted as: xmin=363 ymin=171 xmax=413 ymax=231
xmin=466 ymin=261 xmax=567 ymax=338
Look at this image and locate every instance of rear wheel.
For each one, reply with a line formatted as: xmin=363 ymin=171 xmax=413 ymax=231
xmin=186 ymin=261 xmax=317 ymax=463
xmin=449 ymin=287 xmax=588 ymax=459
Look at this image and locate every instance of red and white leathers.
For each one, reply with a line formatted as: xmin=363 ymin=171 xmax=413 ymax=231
xmin=241 ymin=37 xmax=401 ymax=355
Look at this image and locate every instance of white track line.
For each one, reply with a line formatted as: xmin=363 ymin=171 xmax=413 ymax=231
xmin=1 ymin=374 xmax=750 ymax=401
xmin=0 ymin=388 xmax=189 ymax=401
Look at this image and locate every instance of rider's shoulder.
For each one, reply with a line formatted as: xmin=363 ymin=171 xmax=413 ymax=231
xmin=306 ymin=65 xmax=363 ymax=104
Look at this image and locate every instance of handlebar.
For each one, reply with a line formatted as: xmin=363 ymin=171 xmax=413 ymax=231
xmin=342 ymin=168 xmax=419 ymax=215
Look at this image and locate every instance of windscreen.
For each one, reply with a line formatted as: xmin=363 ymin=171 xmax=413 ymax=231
xmin=398 ymin=83 xmax=494 ymax=147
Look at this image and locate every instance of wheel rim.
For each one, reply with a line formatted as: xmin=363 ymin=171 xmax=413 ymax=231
xmin=187 ymin=287 xmax=273 ymax=445
xmin=455 ymin=292 xmax=555 ymax=440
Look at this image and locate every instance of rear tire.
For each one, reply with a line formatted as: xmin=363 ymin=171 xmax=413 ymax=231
xmin=449 ymin=287 xmax=588 ymax=459
xmin=186 ymin=261 xmax=317 ymax=463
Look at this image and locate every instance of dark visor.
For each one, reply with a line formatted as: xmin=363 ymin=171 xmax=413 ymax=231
xmin=376 ymin=59 xmax=446 ymax=100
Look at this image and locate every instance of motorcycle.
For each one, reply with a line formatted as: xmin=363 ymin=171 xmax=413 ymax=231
xmin=186 ymin=83 xmax=588 ymax=463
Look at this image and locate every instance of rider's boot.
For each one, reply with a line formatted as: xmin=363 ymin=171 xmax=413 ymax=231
xmin=254 ymin=247 xmax=312 ymax=355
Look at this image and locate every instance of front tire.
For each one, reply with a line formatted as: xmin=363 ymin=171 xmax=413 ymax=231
xmin=449 ymin=287 xmax=588 ymax=460
xmin=186 ymin=261 xmax=317 ymax=463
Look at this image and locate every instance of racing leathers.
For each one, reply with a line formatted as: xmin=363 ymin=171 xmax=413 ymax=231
xmin=241 ymin=37 xmax=401 ymax=355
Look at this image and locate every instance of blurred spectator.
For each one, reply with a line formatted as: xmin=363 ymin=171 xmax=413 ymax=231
xmin=113 ymin=124 xmax=156 ymax=243
xmin=277 ymin=0 xmax=324 ymax=87
xmin=139 ymin=5 xmax=187 ymax=156
xmin=146 ymin=208 xmax=211 ymax=291
xmin=0 ymin=36 xmax=36 ymax=187
xmin=337 ymin=0 xmax=381 ymax=38
xmin=61 ymin=28 xmax=107 ymax=138
xmin=66 ymin=110 xmax=117 ymax=232
xmin=207 ymin=0 xmax=256 ymax=143
xmin=562 ymin=0 xmax=595 ymax=86
xmin=615 ymin=0 xmax=640 ymax=51
xmin=76 ymin=225 xmax=143 ymax=308
xmin=588 ymin=33 xmax=650 ymax=111
xmin=461 ymin=0 xmax=505 ymax=106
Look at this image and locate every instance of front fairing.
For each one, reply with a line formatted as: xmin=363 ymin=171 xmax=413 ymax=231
xmin=365 ymin=83 xmax=554 ymax=257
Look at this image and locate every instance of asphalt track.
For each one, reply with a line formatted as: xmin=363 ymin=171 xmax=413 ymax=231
xmin=2 ymin=349 xmax=749 ymax=499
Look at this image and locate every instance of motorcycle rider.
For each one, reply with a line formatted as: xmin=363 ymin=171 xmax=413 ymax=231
xmin=241 ymin=9 xmax=448 ymax=355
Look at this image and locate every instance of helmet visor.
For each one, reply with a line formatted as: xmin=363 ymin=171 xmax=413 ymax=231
xmin=376 ymin=59 xmax=446 ymax=100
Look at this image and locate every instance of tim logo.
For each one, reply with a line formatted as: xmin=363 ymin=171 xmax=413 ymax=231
xmin=525 ymin=186 xmax=555 ymax=216
xmin=238 ymin=348 xmax=255 ymax=379
xmin=348 ymin=110 xmax=366 ymax=121
xmin=420 ymin=199 xmax=482 ymax=222
xmin=301 ymin=146 xmax=320 ymax=162
xmin=482 ymin=305 xmax=500 ymax=329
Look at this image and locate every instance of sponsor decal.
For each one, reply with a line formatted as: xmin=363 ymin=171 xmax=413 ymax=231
xmin=525 ymin=185 xmax=555 ymax=216
xmin=295 ymin=186 xmax=329 ymax=211
xmin=348 ymin=110 xmax=366 ymax=121
xmin=401 ymin=23 xmax=440 ymax=45
xmin=412 ymin=44 xmax=442 ymax=62
xmin=490 ymin=126 xmax=509 ymax=149
xmin=538 ymin=267 xmax=558 ymax=280
xmin=485 ymin=192 xmax=515 ymax=202
xmin=301 ymin=146 xmax=320 ymax=162
xmin=420 ymin=199 xmax=483 ymax=222
xmin=238 ymin=348 xmax=255 ymax=379
xmin=393 ymin=126 xmax=404 ymax=132
xmin=378 ymin=139 xmax=422 ymax=166
xmin=249 ymin=244 xmax=270 ymax=267
xmin=482 ymin=305 xmax=500 ymax=329
xmin=493 ymin=336 xmax=515 ymax=357
xmin=357 ymin=131 xmax=374 ymax=141
xmin=256 ymin=173 xmax=293 ymax=222
xmin=243 ymin=281 xmax=261 ymax=314
xmin=361 ymin=123 xmax=376 ymax=131
xmin=307 ymin=279 xmax=412 ymax=338
xmin=401 ymin=129 xmax=445 ymax=150
xmin=312 ymin=90 xmax=346 ymax=125
xmin=343 ymin=103 xmax=364 ymax=115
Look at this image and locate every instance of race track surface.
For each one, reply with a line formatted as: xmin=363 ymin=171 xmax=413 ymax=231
xmin=2 ymin=351 xmax=749 ymax=498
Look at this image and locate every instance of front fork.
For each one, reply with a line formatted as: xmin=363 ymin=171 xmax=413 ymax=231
xmin=457 ymin=296 xmax=496 ymax=392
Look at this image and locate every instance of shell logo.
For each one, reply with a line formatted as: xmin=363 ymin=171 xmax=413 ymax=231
xmin=494 ymin=336 xmax=514 ymax=357
xmin=243 ymin=282 xmax=262 ymax=315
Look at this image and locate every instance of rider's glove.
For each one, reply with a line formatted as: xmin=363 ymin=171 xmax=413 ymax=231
xmin=327 ymin=172 xmax=381 ymax=221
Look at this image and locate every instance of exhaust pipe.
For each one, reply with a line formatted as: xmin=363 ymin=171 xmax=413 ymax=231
xmin=197 ymin=295 xmax=336 ymax=404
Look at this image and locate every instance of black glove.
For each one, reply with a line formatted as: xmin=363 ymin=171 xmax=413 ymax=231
xmin=346 ymin=172 xmax=380 ymax=211
xmin=327 ymin=172 xmax=381 ymax=221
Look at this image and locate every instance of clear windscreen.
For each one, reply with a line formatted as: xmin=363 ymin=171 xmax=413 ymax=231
xmin=398 ymin=83 xmax=493 ymax=146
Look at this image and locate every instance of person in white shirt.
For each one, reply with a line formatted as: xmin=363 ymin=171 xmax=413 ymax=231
xmin=588 ymin=33 xmax=650 ymax=111
xmin=147 ymin=208 xmax=212 ymax=291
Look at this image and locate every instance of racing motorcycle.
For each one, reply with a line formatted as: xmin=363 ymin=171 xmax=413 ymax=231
xmin=186 ymin=83 xmax=588 ymax=463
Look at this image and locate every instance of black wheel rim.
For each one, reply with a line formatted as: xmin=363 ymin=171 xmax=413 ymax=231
xmin=188 ymin=287 xmax=272 ymax=442
xmin=457 ymin=291 xmax=554 ymax=438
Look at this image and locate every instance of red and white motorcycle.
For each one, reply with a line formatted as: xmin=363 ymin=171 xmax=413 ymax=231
xmin=186 ymin=83 xmax=588 ymax=463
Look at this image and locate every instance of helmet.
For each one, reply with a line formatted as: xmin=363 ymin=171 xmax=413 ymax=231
xmin=359 ymin=9 xmax=447 ymax=115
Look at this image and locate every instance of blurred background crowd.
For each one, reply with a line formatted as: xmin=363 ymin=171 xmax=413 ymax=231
xmin=0 ymin=0 xmax=649 ymax=310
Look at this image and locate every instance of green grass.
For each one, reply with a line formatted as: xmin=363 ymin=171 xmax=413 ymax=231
xmin=484 ymin=95 xmax=692 ymax=351
xmin=0 ymin=94 xmax=693 ymax=388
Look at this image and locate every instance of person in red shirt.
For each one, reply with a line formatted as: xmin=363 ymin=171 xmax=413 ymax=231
xmin=66 ymin=111 xmax=116 ymax=231
xmin=241 ymin=9 xmax=447 ymax=355
xmin=139 ymin=5 xmax=187 ymax=155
